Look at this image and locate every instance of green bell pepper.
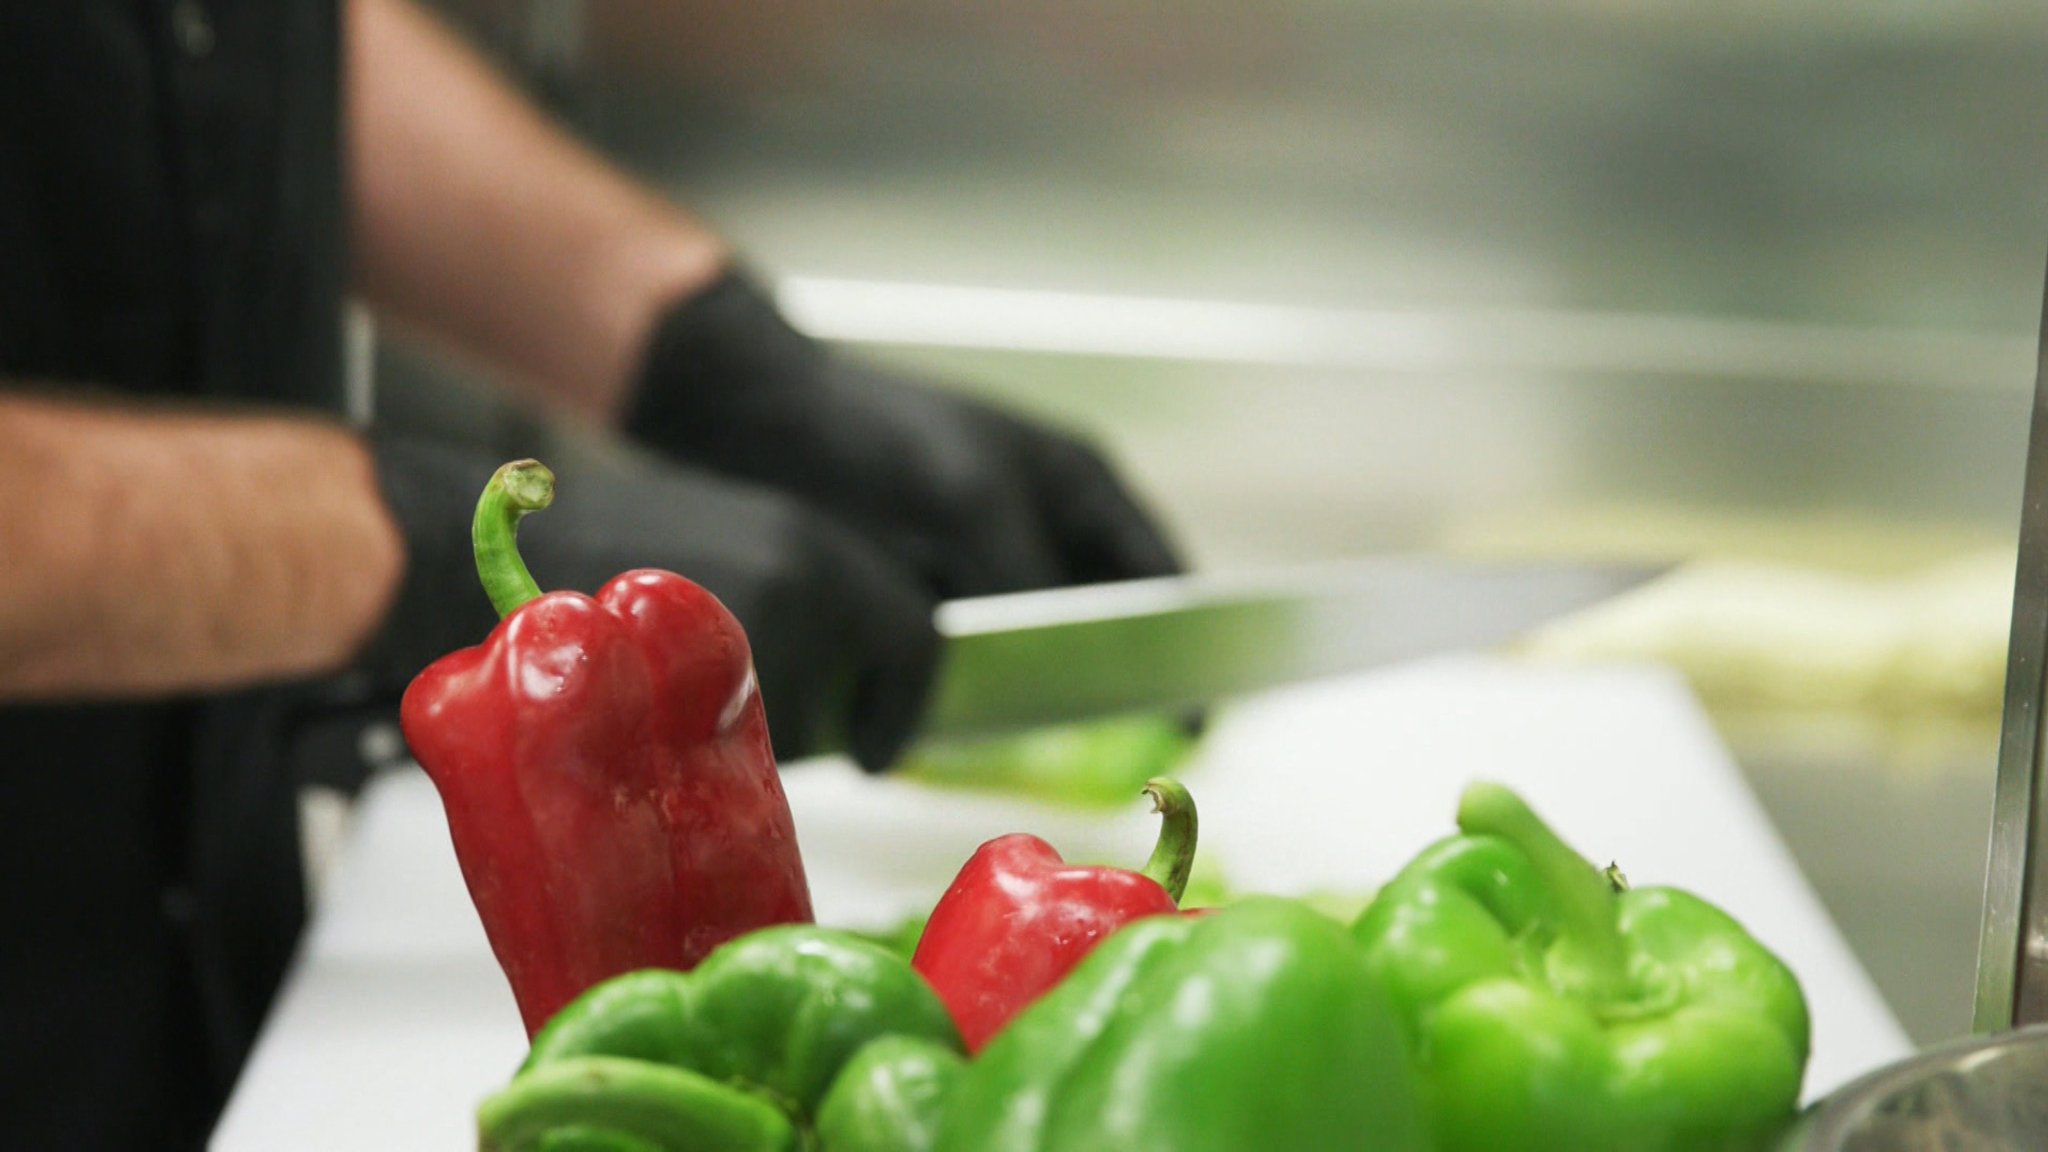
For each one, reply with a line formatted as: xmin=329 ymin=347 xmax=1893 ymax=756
xmin=814 ymin=1035 xmax=966 ymax=1152
xmin=936 ymin=898 xmax=1428 ymax=1152
xmin=478 ymin=1056 xmax=794 ymax=1152
xmin=478 ymin=925 xmax=966 ymax=1151
xmin=1351 ymin=782 xmax=1811 ymax=1152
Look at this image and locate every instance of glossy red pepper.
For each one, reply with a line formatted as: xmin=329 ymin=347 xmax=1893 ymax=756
xmin=400 ymin=460 xmax=814 ymax=1036
xmin=910 ymin=778 xmax=1197 ymax=1051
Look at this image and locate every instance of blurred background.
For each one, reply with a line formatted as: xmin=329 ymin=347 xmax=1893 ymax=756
xmin=376 ymin=0 xmax=2048 ymax=1046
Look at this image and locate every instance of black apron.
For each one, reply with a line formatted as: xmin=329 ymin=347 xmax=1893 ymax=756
xmin=0 ymin=3 xmax=344 ymax=1148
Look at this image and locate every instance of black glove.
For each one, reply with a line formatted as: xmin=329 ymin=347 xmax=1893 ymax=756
xmin=362 ymin=435 xmax=938 ymax=771
xmin=625 ymin=270 xmax=1183 ymax=600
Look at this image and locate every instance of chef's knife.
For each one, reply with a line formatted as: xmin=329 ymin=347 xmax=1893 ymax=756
xmin=915 ymin=556 xmax=1663 ymax=743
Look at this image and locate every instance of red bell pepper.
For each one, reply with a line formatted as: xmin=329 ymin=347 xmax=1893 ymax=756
xmin=910 ymin=778 xmax=1197 ymax=1051
xmin=400 ymin=460 xmax=814 ymax=1036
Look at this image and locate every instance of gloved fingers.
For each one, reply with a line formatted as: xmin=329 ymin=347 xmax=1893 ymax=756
xmin=842 ymin=573 xmax=944 ymax=774
xmin=927 ymin=486 xmax=1069 ymax=598
xmin=799 ymin=514 xmax=942 ymax=773
xmin=628 ymin=268 xmax=1185 ymax=600
xmin=752 ymin=656 xmax=825 ymax=769
xmin=813 ymin=361 xmax=1068 ymax=599
xmin=725 ymin=504 xmax=940 ymax=771
xmin=1022 ymin=431 xmax=1185 ymax=585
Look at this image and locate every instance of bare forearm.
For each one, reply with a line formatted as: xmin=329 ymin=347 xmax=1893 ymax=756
xmin=0 ymin=394 xmax=403 ymax=699
xmin=348 ymin=0 xmax=725 ymax=419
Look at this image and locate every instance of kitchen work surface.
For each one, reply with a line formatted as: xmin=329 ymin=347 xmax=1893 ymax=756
xmin=210 ymin=657 xmax=1911 ymax=1151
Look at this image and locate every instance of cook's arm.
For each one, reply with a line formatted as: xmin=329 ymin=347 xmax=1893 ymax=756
xmin=346 ymin=0 xmax=720 ymax=419
xmin=344 ymin=0 xmax=1181 ymax=639
xmin=0 ymin=392 xmax=403 ymax=698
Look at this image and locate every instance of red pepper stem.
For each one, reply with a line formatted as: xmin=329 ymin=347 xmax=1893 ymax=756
xmin=1138 ymin=777 xmax=1198 ymax=904
xmin=473 ymin=459 xmax=555 ymax=619
xmin=1456 ymin=781 xmax=1629 ymax=1001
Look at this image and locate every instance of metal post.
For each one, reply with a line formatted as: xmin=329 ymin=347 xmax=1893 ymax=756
xmin=1974 ymin=254 xmax=2048 ymax=1032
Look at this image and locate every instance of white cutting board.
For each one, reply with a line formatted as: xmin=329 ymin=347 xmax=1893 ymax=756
xmin=209 ymin=657 xmax=1910 ymax=1151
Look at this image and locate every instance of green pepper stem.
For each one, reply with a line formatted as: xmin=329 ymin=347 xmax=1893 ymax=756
xmin=1456 ymin=781 xmax=1629 ymax=1001
xmin=1139 ymin=777 xmax=1198 ymax=903
xmin=473 ymin=459 xmax=555 ymax=618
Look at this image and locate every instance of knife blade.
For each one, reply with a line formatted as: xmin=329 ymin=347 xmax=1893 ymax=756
xmin=915 ymin=556 xmax=1664 ymax=743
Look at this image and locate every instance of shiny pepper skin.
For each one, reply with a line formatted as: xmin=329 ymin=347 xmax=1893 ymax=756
xmin=402 ymin=460 xmax=814 ymax=1035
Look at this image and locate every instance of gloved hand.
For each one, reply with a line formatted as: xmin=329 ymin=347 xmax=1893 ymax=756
xmin=624 ymin=269 xmax=1183 ymax=599
xmin=362 ymin=434 xmax=938 ymax=771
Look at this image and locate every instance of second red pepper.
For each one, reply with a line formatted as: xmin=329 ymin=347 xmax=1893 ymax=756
xmin=401 ymin=460 xmax=814 ymax=1036
xmin=910 ymin=778 xmax=1197 ymax=1051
